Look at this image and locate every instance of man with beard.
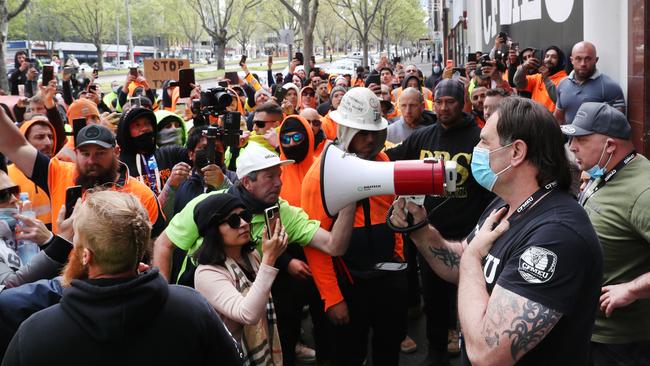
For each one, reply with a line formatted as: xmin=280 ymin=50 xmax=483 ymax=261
xmin=116 ymin=106 xmax=192 ymax=198
xmin=514 ymin=46 xmax=568 ymax=113
xmin=0 ymin=106 xmax=165 ymax=236
xmin=554 ymin=41 xmax=626 ymax=124
xmin=470 ymin=86 xmax=488 ymax=128
xmin=386 ymin=79 xmax=494 ymax=365
xmin=2 ymin=190 xmax=243 ymax=366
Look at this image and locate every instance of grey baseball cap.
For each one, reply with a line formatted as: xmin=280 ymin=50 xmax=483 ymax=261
xmin=75 ymin=124 xmax=116 ymax=148
xmin=560 ymin=102 xmax=631 ymax=140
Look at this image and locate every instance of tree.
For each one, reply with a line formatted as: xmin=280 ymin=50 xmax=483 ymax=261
xmin=327 ymin=0 xmax=384 ymax=67
xmin=234 ymin=6 xmax=256 ymax=55
xmin=385 ymin=0 xmax=426 ymax=57
xmin=315 ymin=4 xmax=336 ymax=60
xmin=371 ymin=0 xmax=398 ymax=53
xmin=58 ymin=0 xmax=116 ymax=70
xmin=276 ymin=0 xmax=318 ymax=73
xmin=258 ymin=4 xmax=300 ymax=57
xmin=191 ymin=0 xmax=261 ymax=69
xmin=0 ymin=0 xmax=30 ymax=90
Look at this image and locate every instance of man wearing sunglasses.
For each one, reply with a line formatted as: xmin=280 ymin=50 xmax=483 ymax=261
xmin=300 ymin=108 xmax=328 ymax=156
xmin=247 ymin=102 xmax=285 ymax=152
xmin=0 ymin=108 xmax=165 ymax=237
xmin=299 ymin=86 xmax=317 ymax=111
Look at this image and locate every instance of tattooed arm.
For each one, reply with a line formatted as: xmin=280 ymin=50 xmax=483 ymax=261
xmin=459 ymin=257 xmax=562 ymax=366
xmin=390 ymin=198 xmax=465 ymax=283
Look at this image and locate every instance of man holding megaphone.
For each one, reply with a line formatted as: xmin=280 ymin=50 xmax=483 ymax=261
xmin=300 ymin=87 xmax=408 ymax=366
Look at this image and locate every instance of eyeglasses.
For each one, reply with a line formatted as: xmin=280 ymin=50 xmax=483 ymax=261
xmin=280 ymin=132 xmax=305 ymax=145
xmin=309 ymin=119 xmax=321 ymax=127
xmin=220 ymin=211 xmax=253 ymax=229
xmin=0 ymin=186 xmax=19 ymax=203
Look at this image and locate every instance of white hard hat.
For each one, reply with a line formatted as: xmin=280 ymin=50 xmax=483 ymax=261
xmin=329 ymin=87 xmax=387 ymax=131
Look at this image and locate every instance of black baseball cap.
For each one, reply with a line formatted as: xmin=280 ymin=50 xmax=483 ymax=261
xmin=75 ymin=124 xmax=116 ymax=148
xmin=560 ymin=102 xmax=631 ymax=140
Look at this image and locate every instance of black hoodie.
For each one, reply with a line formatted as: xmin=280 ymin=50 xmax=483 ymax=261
xmin=117 ymin=108 xmax=190 ymax=194
xmin=2 ymin=269 xmax=243 ymax=365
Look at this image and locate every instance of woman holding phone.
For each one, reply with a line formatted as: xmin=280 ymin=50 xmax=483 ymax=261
xmin=193 ymin=193 xmax=288 ymax=365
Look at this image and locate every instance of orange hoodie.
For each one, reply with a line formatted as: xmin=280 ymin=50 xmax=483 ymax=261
xmin=278 ymin=115 xmax=315 ymax=207
xmin=8 ymin=119 xmax=58 ymax=224
xmin=320 ymin=113 xmax=338 ymax=141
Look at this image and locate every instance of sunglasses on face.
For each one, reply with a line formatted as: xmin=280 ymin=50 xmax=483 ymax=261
xmin=220 ymin=210 xmax=253 ymax=229
xmin=280 ymin=132 xmax=305 ymax=145
xmin=0 ymin=186 xmax=19 ymax=203
xmin=302 ymin=92 xmax=315 ymax=97
xmin=254 ymin=120 xmax=276 ymax=129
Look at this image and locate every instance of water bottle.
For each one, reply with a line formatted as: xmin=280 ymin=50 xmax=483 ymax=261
xmin=17 ymin=192 xmax=40 ymax=265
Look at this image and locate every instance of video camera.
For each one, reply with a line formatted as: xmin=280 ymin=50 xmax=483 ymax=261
xmin=475 ymin=52 xmax=507 ymax=77
xmin=197 ymin=86 xmax=242 ymax=150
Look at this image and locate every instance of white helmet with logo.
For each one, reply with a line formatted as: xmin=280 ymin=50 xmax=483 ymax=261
xmin=329 ymin=87 xmax=387 ymax=131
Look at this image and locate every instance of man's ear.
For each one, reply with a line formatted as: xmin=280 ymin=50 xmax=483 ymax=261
xmin=82 ymin=247 xmax=93 ymax=266
xmin=113 ymin=145 xmax=121 ymax=156
xmin=511 ymin=139 xmax=528 ymax=167
xmin=240 ymin=175 xmax=251 ymax=191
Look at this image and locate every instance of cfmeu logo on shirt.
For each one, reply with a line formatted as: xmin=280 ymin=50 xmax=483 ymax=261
xmin=518 ymin=246 xmax=558 ymax=284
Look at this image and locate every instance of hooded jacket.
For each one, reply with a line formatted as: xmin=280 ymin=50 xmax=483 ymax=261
xmin=160 ymin=80 xmax=180 ymax=112
xmin=117 ymin=108 xmax=190 ymax=194
xmin=278 ymin=115 xmax=315 ymax=207
xmin=519 ymin=45 xmax=568 ymax=113
xmin=8 ymin=119 xmax=59 ymax=224
xmin=154 ymin=110 xmax=187 ymax=147
xmin=2 ymin=269 xmax=243 ymax=365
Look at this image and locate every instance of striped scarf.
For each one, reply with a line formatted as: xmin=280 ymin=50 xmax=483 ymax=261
xmin=225 ymin=255 xmax=282 ymax=366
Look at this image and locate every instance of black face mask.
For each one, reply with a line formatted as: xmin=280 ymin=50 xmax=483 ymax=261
xmin=131 ymin=131 xmax=156 ymax=154
xmin=282 ymin=143 xmax=309 ymax=163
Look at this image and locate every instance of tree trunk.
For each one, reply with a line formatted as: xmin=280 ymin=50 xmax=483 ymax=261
xmin=322 ymin=39 xmax=327 ymax=60
xmin=303 ymin=28 xmax=314 ymax=75
xmin=0 ymin=17 xmax=8 ymax=91
xmin=214 ymin=36 xmax=226 ymax=69
xmin=361 ymin=34 xmax=369 ymax=67
xmin=94 ymin=41 xmax=104 ymax=70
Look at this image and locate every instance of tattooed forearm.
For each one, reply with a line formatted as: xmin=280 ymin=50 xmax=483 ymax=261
xmin=428 ymin=246 xmax=461 ymax=269
xmin=503 ymin=300 xmax=561 ymax=361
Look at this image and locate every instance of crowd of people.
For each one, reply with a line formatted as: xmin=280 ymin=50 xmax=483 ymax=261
xmin=0 ymin=34 xmax=648 ymax=366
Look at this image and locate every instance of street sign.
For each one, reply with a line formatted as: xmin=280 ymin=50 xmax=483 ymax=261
xmin=433 ymin=31 xmax=443 ymax=42
xmin=143 ymin=58 xmax=188 ymax=89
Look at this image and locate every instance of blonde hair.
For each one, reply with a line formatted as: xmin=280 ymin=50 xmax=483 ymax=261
xmin=73 ymin=190 xmax=151 ymax=274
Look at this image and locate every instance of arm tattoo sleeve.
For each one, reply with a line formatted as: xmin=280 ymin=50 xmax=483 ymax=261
xmin=428 ymin=246 xmax=461 ymax=269
xmin=503 ymin=299 xmax=561 ymax=361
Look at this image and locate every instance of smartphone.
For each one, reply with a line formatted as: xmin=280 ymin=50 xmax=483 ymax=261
xmin=295 ymin=52 xmax=304 ymax=65
xmin=72 ymin=118 xmax=86 ymax=144
xmin=264 ymin=205 xmax=280 ymax=238
xmin=510 ymin=42 xmax=519 ymax=51
xmin=467 ymin=53 xmax=477 ymax=63
xmin=42 ymin=65 xmax=54 ymax=86
xmin=268 ymin=55 xmax=273 ymax=64
xmin=365 ymin=73 xmax=381 ymax=87
xmin=452 ymin=67 xmax=466 ymax=78
xmin=65 ymin=185 xmax=83 ymax=219
xmin=498 ymin=31 xmax=508 ymax=40
xmin=218 ymin=80 xmax=229 ymax=88
xmin=273 ymin=86 xmax=286 ymax=104
xmin=178 ymin=68 xmax=195 ymax=98
xmin=131 ymin=97 xmax=142 ymax=108
xmin=224 ymin=71 xmax=239 ymax=85
xmin=239 ymin=55 xmax=247 ymax=66
xmin=446 ymin=59 xmax=454 ymax=68
xmin=129 ymin=67 xmax=138 ymax=77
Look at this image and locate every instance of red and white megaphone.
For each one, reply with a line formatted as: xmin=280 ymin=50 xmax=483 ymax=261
xmin=320 ymin=143 xmax=458 ymax=217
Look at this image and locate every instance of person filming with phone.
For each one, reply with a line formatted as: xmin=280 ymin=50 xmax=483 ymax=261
xmin=193 ymin=193 xmax=287 ymax=365
xmin=514 ymin=46 xmax=568 ymax=113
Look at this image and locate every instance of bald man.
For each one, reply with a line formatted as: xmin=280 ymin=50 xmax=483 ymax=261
xmin=299 ymin=108 xmax=327 ymax=153
xmin=387 ymin=88 xmax=433 ymax=143
xmin=554 ymin=41 xmax=625 ymax=124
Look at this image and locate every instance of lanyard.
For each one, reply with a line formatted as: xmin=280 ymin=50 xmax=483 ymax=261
xmin=507 ymin=181 xmax=558 ymax=224
xmin=579 ymin=151 xmax=636 ymax=206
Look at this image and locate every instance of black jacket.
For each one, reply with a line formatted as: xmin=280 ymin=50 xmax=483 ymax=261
xmin=386 ymin=113 xmax=494 ymax=240
xmin=2 ymin=269 xmax=243 ymax=366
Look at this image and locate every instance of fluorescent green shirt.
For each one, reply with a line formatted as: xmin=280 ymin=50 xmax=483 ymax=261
xmin=166 ymin=190 xmax=320 ymax=255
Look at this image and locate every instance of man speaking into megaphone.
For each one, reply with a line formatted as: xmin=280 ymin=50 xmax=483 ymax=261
xmin=300 ymin=87 xmax=408 ymax=366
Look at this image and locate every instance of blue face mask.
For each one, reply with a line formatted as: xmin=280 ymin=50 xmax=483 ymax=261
xmin=585 ymin=142 xmax=612 ymax=179
xmin=0 ymin=208 xmax=19 ymax=251
xmin=471 ymin=144 xmax=513 ymax=191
